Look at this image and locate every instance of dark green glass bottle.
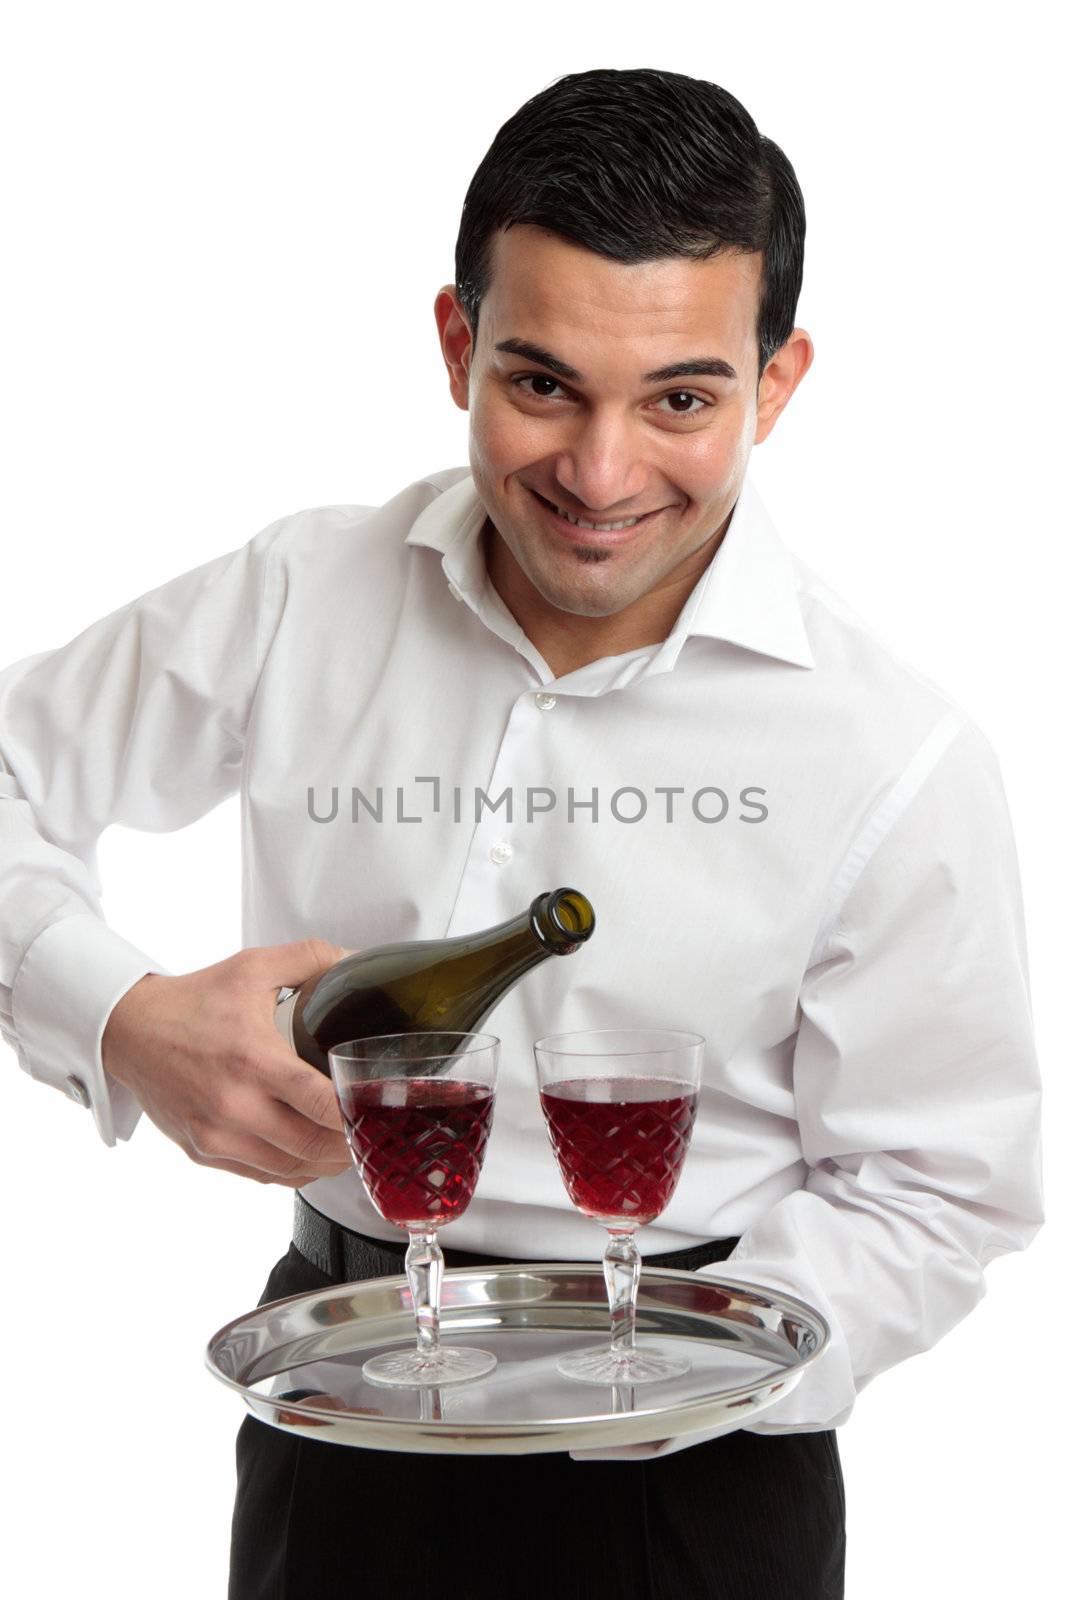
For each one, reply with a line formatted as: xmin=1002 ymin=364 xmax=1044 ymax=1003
xmin=274 ymin=888 xmax=595 ymax=1075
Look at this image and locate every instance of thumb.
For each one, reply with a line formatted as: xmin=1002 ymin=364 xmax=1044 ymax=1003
xmin=258 ymin=937 xmax=354 ymax=989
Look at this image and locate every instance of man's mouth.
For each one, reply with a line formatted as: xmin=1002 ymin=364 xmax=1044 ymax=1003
xmin=526 ymin=487 xmax=664 ymax=546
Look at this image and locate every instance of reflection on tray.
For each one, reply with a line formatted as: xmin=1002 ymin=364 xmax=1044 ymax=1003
xmin=260 ymin=1334 xmax=782 ymax=1428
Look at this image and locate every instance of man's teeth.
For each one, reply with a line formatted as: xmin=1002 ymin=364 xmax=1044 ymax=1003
xmin=551 ymin=502 xmax=641 ymax=531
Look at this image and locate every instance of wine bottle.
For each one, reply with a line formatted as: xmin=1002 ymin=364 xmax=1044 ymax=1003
xmin=274 ymin=887 xmax=595 ymax=1075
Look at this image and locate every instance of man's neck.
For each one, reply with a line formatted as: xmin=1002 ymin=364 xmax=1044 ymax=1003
xmin=482 ymin=516 xmax=731 ymax=680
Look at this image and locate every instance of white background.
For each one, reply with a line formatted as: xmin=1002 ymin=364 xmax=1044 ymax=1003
xmin=1 ymin=3 xmax=1061 ymax=1594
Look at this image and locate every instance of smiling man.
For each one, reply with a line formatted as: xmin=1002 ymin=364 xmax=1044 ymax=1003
xmin=443 ymin=228 xmax=810 ymax=676
xmin=0 ymin=67 xmax=1041 ymax=1600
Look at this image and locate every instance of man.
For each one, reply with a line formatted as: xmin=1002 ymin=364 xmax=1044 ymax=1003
xmin=0 ymin=67 xmax=1042 ymax=1599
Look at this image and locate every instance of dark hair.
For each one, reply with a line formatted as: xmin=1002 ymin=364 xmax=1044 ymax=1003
xmin=455 ymin=68 xmax=805 ymax=379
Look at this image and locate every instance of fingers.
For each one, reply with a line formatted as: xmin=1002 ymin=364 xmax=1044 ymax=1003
xmin=219 ymin=1027 xmax=346 ymax=1131
xmin=235 ymin=1131 xmax=351 ymax=1183
xmin=256 ymin=1095 xmax=351 ymax=1167
xmin=267 ymin=1055 xmax=347 ymax=1133
xmin=196 ymin=1154 xmax=338 ymax=1188
xmin=190 ymin=1126 xmax=351 ymax=1184
xmin=195 ymin=1155 xmax=274 ymax=1183
xmin=183 ymin=1092 xmax=351 ymax=1182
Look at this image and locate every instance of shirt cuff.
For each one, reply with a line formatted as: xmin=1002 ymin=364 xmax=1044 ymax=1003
xmin=567 ymin=1261 xmax=856 ymax=1463
xmin=696 ymin=1261 xmax=856 ymax=1433
xmin=10 ymin=913 xmax=170 ymax=1146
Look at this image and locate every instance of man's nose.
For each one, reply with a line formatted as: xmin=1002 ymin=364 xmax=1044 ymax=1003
xmin=550 ymin=421 xmax=655 ymax=516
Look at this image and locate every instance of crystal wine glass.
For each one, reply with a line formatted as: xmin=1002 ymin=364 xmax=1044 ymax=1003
xmin=328 ymin=1031 xmax=499 ymax=1388
xmin=534 ymin=1028 xmax=704 ymax=1385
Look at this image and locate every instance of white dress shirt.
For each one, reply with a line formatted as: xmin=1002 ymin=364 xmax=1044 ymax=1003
xmin=0 ymin=464 xmax=1043 ymax=1454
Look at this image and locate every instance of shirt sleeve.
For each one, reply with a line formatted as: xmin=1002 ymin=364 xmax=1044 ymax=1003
xmin=0 ymin=516 xmax=289 ymax=1146
xmin=571 ymin=711 xmax=1043 ymax=1461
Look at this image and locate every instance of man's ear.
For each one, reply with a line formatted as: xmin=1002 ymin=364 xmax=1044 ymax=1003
xmin=754 ymin=328 xmax=815 ymax=446
xmin=434 ymin=285 xmax=474 ymax=411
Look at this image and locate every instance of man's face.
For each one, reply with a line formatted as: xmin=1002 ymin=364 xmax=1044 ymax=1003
xmin=437 ymin=224 xmax=807 ymax=623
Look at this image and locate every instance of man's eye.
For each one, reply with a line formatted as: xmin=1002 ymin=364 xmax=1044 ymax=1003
xmin=655 ymin=391 xmax=711 ymax=419
xmin=513 ymin=374 xmax=565 ymax=400
xmin=512 ymin=375 xmax=711 ymax=421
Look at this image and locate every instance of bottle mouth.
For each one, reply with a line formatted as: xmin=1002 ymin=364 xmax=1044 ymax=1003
xmin=540 ymin=887 xmax=596 ymax=950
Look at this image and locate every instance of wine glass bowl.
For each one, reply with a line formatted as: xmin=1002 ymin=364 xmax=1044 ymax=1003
xmin=534 ymin=1029 xmax=704 ymax=1385
xmin=329 ymin=1031 xmax=499 ymax=1388
xmin=339 ymin=1070 xmax=494 ymax=1229
xmin=540 ymin=1073 xmax=698 ymax=1229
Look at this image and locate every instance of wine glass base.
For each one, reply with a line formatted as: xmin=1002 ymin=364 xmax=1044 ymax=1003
xmin=556 ymin=1343 xmax=691 ymax=1386
xmin=362 ymin=1345 xmax=497 ymax=1389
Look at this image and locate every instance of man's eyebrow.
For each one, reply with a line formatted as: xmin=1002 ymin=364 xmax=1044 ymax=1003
xmin=494 ymin=337 xmax=738 ymax=385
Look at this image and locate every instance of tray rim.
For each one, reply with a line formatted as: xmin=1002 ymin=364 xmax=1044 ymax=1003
xmin=205 ymin=1262 xmax=829 ymax=1452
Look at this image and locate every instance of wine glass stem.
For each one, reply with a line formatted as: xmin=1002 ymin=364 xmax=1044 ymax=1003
xmin=603 ymin=1229 xmax=640 ymax=1356
xmin=405 ymin=1229 xmax=443 ymax=1356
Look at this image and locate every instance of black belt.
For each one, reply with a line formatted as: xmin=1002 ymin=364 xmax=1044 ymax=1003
xmin=294 ymin=1191 xmax=740 ymax=1281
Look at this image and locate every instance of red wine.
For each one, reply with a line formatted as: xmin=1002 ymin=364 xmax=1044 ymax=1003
xmin=540 ymin=1077 xmax=697 ymax=1226
xmin=339 ymin=1077 xmax=495 ymax=1229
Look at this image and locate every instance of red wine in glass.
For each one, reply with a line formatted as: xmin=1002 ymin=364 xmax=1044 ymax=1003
xmin=339 ymin=1076 xmax=494 ymax=1229
xmin=534 ymin=1029 xmax=705 ymax=1386
xmin=539 ymin=1077 xmax=697 ymax=1227
xmin=329 ymin=1031 xmax=500 ymax=1389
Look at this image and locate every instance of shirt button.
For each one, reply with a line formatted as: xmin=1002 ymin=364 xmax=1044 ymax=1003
xmin=534 ymin=692 xmax=557 ymax=711
xmin=447 ymin=581 xmax=463 ymax=602
xmin=489 ymin=841 xmax=513 ymax=866
xmin=66 ymin=1075 xmax=90 ymax=1107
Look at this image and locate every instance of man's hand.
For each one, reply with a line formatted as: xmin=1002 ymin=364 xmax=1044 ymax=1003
xmin=102 ymin=940 xmax=353 ymax=1186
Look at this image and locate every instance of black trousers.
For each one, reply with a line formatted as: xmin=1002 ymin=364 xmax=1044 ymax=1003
xmin=229 ymin=1233 xmax=845 ymax=1599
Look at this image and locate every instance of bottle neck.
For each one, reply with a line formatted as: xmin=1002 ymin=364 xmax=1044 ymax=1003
xmin=437 ymin=890 xmax=593 ymax=1015
xmin=528 ymin=888 xmax=595 ymax=954
xmin=451 ymin=908 xmax=556 ymax=992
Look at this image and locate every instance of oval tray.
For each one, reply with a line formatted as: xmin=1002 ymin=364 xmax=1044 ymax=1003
xmin=205 ymin=1263 xmax=828 ymax=1455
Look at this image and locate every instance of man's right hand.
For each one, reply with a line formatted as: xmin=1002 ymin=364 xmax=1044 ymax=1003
xmin=102 ymin=939 xmax=353 ymax=1186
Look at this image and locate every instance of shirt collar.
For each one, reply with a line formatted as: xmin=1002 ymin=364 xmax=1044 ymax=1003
xmin=682 ymin=470 xmax=814 ymax=670
xmin=404 ymin=465 xmax=814 ymax=677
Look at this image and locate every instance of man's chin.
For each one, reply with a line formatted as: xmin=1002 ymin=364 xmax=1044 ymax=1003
xmin=486 ymin=519 xmax=641 ymax=619
xmin=526 ymin=573 xmax=636 ymax=620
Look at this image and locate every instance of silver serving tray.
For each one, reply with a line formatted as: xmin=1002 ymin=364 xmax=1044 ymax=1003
xmin=205 ymin=1264 xmax=829 ymax=1455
